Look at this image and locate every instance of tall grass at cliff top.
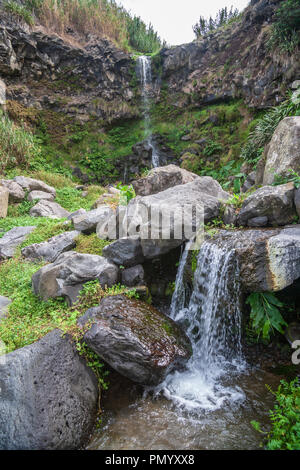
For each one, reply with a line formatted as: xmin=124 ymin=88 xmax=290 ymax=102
xmin=22 ymin=0 xmax=163 ymax=53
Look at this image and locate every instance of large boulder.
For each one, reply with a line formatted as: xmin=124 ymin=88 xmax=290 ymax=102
xmin=132 ymin=164 xmax=200 ymax=196
xmin=78 ymin=295 xmax=192 ymax=386
xmin=121 ymin=265 xmax=144 ymax=287
xmin=32 ymin=251 xmax=119 ymax=305
xmin=0 ymin=330 xmax=98 ymax=450
xmin=210 ymin=225 xmax=300 ymax=292
xmin=263 ymin=117 xmax=300 ymax=185
xmin=0 ymin=186 xmax=9 ymax=218
xmin=73 ymin=206 xmax=113 ymax=234
xmin=237 ymin=183 xmax=296 ymax=227
xmin=0 ymin=226 xmax=36 ymax=260
xmin=14 ymin=176 xmax=56 ymax=197
xmin=22 ymin=230 xmax=80 ymax=263
xmin=30 ymin=200 xmax=70 ymax=219
xmin=0 ymin=180 xmax=25 ymax=202
xmin=102 ymin=236 xmax=145 ymax=267
xmin=122 ymin=178 xmax=223 ymax=259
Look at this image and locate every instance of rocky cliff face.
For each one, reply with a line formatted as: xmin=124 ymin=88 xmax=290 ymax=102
xmin=159 ymin=0 xmax=299 ymax=109
xmin=0 ymin=16 xmax=137 ymax=124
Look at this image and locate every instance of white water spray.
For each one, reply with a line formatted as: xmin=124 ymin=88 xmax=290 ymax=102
xmin=155 ymin=241 xmax=246 ymax=411
xmin=137 ymin=56 xmax=160 ymax=168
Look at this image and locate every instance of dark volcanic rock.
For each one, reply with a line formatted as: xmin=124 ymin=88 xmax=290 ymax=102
xmin=210 ymin=225 xmax=300 ymax=292
xmin=32 ymin=251 xmax=119 ymax=305
xmin=0 ymin=329 xmax=98 ymax=450
xmin=237 ymin=183 xmax=296 ymax=227
xmin=0 ymin=226 xmax=36 ymax=260
xmin=160 ymin=0 xmax=298 ymax=109
xmin=21 ymin=230 xmax=80 ymax=263
xmin=78 ymin=295 xmax=192 ymax=386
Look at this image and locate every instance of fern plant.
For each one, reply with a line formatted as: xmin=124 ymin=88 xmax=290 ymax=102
xmin=252 ymin=379 xmax=300 ymax=450
xmin=246 ymin=292 xmax=287 ymax=341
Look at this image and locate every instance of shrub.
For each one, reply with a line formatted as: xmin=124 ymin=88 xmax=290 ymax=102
xmin=268 ymin=0 xmax=300 ymax=54
xmin=4 ymin=0 xmax=34 ymax=25
xmin=241 ymin=91 xmax=300 ymax=164
xmin=0 ymin=111 xmax=41 ymax=174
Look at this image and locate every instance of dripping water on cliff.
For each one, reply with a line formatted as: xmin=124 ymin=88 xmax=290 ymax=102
xmin=137 ymin=56 xmax=160 ymax=168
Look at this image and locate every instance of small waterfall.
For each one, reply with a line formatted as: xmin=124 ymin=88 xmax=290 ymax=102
xmin=137 ymin=56 xmax=160 ymax=168
xmin=155 ymin=241 xmax=246 ymax=411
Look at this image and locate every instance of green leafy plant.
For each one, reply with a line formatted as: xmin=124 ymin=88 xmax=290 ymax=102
xmin=4 ymin=0 xmax=34 ymax=25
xmin=246 ymin=292 xmax=287 ymax=341
xmin=272 ymin=169 xmax=300 ymax=189
xmin=251 ymin=379 xmax=300 ymax=450
xmin=241 ymin=91 xmax=300 ymax=164
xmin=116 ymin=183 xmax=136 ymax=206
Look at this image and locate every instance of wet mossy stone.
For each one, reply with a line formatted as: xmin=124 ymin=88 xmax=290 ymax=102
xmin=78 ymin=295 xmax=192 ymax=386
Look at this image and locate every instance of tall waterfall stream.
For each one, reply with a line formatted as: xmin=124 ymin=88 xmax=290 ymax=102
xmin=137 ymin=56 xmax=160 ymax=168
xmin=88 ymin=242 xmax=283 ymax=450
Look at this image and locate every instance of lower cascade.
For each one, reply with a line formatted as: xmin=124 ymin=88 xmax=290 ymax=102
xmin=154 ymin=241 xmax=246 ymax=411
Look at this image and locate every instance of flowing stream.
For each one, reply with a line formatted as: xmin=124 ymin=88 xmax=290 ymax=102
xmin=88 ymin=242 xmax=283 ymax=450
xmin=137 ymin=56 xmax=160 ymax=168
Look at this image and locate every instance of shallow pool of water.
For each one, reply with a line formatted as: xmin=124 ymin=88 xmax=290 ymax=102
xmin=87 ymin=367 xmax=281 ymax=451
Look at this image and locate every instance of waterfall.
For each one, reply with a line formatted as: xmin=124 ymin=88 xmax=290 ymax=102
xmin=155 ymin=241 xmax=246 ymax=411
xmin=137 ymin=56 xmax=160 ymax=168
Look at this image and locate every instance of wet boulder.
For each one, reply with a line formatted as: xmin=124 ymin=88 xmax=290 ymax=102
xmin=22 ymin=230 xmax=80 ymax=263
xmin=211 ymin=225 xmax=300 ymax=292
xmin=263 ymin=117 xmax=300 ymax=185
xmin=0 ymin=226 xmax=36 ymax=260
xmin=0 ymin=330 xmax=98 ymax=450
xmin=237 ymin=183 xmax=296 ymax=227
xmin=78 ymin=295 xmax=192 ymax=386
xmin=30 ymin=200 xmax=70 ymax=219
xmin=32 ymin=251 xmax=119 ymax=305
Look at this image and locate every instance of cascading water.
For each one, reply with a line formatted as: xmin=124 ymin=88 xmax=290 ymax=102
xmin=155 ymin=241 xmax=246 ymax=411
xmin=137 ymin=56 xmax=160 ymax=168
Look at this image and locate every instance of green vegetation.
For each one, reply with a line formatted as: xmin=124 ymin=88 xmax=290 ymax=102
xmin=241 ymin=90 xmax=300 ymax=165
xmin=116 ymin=183 xmax=136 ymax=205
xmin=0 ymin=110 xmax=41 ymax=174
xmin=273 ymin=169 xmax=300 ymax=189
xmin=75 ymin=233 xmax=111 ymax=255
xmin=268 ymin=0 xmax=300 ymax=53
xmin=152 ymin=97 xmax=256 ymax=190
xmin=9 ymin=0 xmax=164 ymax=53
xmin=193 ymin=6 xmax=240 ymax=38
xmin=252 ymin=379 xmax=300 ymax=450
xmin=4 ymin=0 xmax=34 ymax=25
xmin=246 ymin=292 xmax=287 ymax=341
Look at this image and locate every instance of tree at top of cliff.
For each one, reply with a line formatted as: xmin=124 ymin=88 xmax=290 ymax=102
xmin=193 ymin=6 xmax=240 ymax=38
